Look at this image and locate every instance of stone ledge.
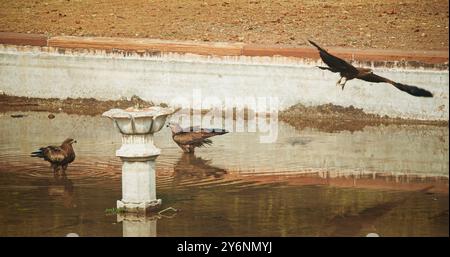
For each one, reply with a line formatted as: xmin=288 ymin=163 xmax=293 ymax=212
xmin=0 ymin=32 xmax=47 ymax=46
xmin=243 ymin=44 xmax=449 ymax=64
xmin=48 ymin=36 xmax=245 ymax=56
xmin=1 ymin=32 xmax=448 ymax=64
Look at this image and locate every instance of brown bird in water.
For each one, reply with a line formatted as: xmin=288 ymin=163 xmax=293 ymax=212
xmin=167 ymin=123 xmax=228 ymax=153
xmin=31 ymin=138 xmax=77 ymax=173
xmin=308 ymin=40 xmax=433 ymax=97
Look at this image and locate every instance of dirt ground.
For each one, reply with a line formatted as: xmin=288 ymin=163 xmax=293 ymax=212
xmin=0 ymin=0 xmax=448 ymax=51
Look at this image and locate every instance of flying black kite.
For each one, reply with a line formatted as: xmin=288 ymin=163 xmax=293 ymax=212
xmin=309 ymin=40 xmax=433 ymax=97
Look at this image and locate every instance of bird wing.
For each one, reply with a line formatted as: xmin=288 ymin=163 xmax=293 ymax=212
xmin=181 ymin=126 xmax=228 ymax=134
xmin=309 ymin=40 xmax=358 ymax=74
xmin=182 ymin=126 xmax=201 ymax=132
xmin=43 ymin=146 xmax=68 ymax=163
xmin=359 ymin=72 xmax=433 ymax=97
xmin=173 ymin=131 xmax=222 ymax=145
xmin=199 ymin=127 xmax=228 ymax=134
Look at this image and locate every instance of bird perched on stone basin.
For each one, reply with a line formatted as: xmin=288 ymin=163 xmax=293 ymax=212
xmin=308 ymin=40 xmax=433 ymax=97
xmin=31 ymin=138 xmax=77 ymax=173
xmin=167 ymin=122 xmax=228 ymax=153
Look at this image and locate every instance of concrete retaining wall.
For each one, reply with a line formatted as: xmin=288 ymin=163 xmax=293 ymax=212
xmin=0 ymin=34 xmax=448 ymax=120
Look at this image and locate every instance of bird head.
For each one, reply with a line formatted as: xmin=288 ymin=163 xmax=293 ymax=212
xmin=166 ymin=122 xmax=183 ymax=133
xmin=63 ymin=138 xmax=77 ymax=145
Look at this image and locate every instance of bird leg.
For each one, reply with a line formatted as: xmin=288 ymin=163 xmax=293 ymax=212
xmin=51 ymin=163 xmax=59 ymax=174
xmin=61 ymin=164 xmax=68 ymax=175
xmin=336 ymin=77 xmax=342 ymax=87
xmin=340 ymin=77 xmax=348 ymax=90
xmin=53 ymin=171 xmax=60 ymax=180
xmin=180 ymin=145 xmax=191 ymax=153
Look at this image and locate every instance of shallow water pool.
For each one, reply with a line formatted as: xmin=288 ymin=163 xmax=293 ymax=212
xmin=0 ymin=112 xmax=448 ymax=236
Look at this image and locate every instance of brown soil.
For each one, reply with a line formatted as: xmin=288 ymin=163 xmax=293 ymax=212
xmin=0 ymin=0 xmax=448 ymax=51
xmin=1 ymin=94 xmax=447 ymax=132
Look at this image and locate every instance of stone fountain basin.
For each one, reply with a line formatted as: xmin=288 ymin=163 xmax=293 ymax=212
xmin=102 ymin=106 xmax=175 ymax=134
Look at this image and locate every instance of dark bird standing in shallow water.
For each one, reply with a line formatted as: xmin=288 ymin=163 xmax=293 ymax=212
xmin=167 ymin=123 xmax=228 ymax=153
xmin=308 ymin=40 xmax=433 ymax=97
xmin=31 ymin=138 xmax=77 ymax=173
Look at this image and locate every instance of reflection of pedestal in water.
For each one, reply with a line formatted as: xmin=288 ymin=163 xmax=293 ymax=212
xmin=103 ymin=107 xmax=175 ymax=213
xmin=118 ymin=213 xmax=158 ymax=237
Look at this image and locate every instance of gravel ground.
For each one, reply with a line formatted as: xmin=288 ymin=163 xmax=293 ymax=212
xmin=0 ymin=0 xmax=448 ymax=51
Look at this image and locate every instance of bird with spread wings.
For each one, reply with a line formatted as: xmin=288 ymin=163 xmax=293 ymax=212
xmin=31 ymin=138 xmax=77 ymax=173
xmin=167 ymin=123 xmax=228 ymax=153
xmin=308 ymin=40 xmax=433 ymax=97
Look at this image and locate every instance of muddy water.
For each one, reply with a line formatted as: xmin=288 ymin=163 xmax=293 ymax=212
xmin=0 ymin=112 xmax=448 ymax=236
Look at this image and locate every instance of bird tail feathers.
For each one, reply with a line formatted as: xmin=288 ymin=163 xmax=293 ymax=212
xmin=30 ymin=148 xmax=45 ymax=158
xmin=392 ymin=83 xmax=433 ymax=97
xmin=202 ymin=139 xmax=213 ymax=146
xmin=214 ymin=130 xmax=228 ymax=135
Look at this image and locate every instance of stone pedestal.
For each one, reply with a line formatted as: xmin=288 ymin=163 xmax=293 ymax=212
xmin=116 ymin=134 xmax=161 ymax=212
xmin=116 ymin=160 xmax=161 ymax=211
xmin=103 ymin=107 xmax=175 ymax=213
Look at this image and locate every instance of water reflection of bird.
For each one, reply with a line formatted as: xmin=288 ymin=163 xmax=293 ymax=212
xmin=167 ymin=123 xmax=228 ymax=153
xmin=48 ymin=173 xmax=77 ymax=209
xmin=31 ymin=138 xmax=77 ymax=174
xmin=309 ymin=40 xmax=433 ymax=97
xmin=174 ymin=153 xmax=227 ymax=179
xmin=323 ymin=198 xmax=404 ymax=236
xmin=322 ymin=186 xmax=434 ymax=236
